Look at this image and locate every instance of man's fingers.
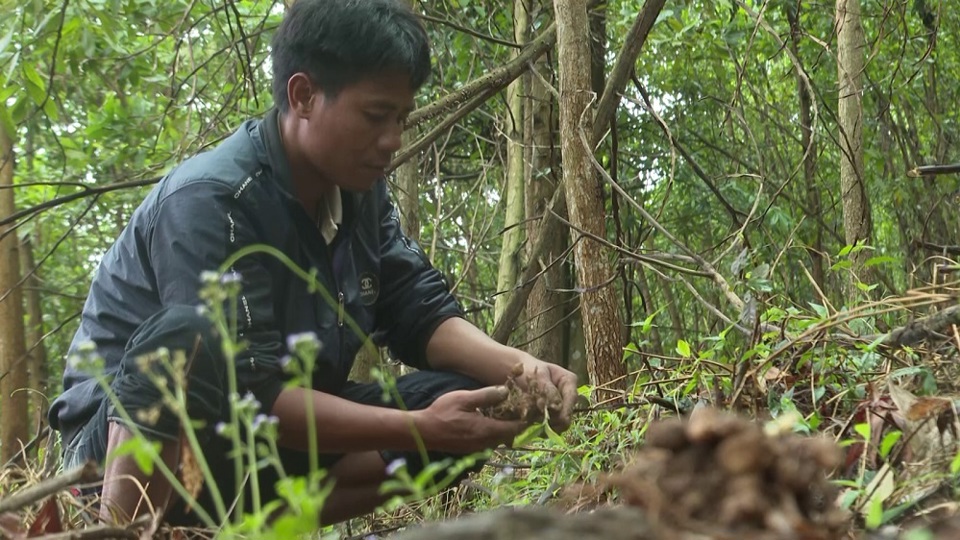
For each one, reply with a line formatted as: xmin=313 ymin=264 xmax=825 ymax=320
xmin=460 ymin=386 xmax=509 ymax=409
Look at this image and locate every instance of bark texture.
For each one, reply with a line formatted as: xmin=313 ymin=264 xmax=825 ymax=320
xmin=494 ymin=0 xmax=530 ymax=325
xmin=20 ymin=234 xmax=47 ymax=430
xmin=787 ymin=4 xmax=824 ymax=290
xmin=836 ymin=0 xmax=870 ymax=294
xmin=524 ymin=49 xmax=571 ymax=367
xmin=0 ymin=119 xmax=28 ymax=461
xmin=553 ymin=0 xmax=625 ymax=391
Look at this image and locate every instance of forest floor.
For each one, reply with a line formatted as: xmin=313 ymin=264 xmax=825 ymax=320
xmin=3 ymin=298 xmax=960 ymax=539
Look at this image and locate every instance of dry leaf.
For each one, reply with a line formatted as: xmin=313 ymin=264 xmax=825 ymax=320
xmin=888 ymin=381 xmax=956 ymax=464
xmin=859 ymin=462 xmax=895 ymax=520
xmin=179 ymin=436 xmax=204 ymax=511
xmin=26 ymin=497 xmax=63 ymax=536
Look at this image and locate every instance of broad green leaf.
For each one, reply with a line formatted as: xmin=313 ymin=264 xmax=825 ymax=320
xmin=865 ymin=255 xmax=897 ymax=267
xmin=854 ymin=422 xmax=870 ymax=441
xmin=879 ymin=431 xmax=902 ymax=459
xmin=676 ymin=339 xmax=691 ymax=358
xmin=544 ymin=421 xmax=565 ymax=447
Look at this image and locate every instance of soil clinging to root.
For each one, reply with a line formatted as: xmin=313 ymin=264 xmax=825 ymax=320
xmin=598 ymin=407 xmax=850 ymax=539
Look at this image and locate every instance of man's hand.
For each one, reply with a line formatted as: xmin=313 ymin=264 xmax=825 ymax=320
xmin=414 ymin=387 xmax=526 ymax=453
xmin=515 ymin=355 xmax=578 ymax=433
xmin=412 ymin=386 xmax=526 ymax=453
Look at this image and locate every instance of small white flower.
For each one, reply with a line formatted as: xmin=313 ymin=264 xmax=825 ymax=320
xmin=286 ymin=332 xmax=320 ymax=353
xmin=385 ymin=458 xmax=407 ymax=476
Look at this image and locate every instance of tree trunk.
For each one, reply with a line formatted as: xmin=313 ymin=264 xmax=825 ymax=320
xmin=494 ymin=0 xmax=530 ymax=327
xmin=0 ymin=115 xmax=29 ymax=461
xmin=787 ymin=4 xmax=824 ymax=291
xmin=20 ymin=223 xmax=47 ymax=432
xmin=524 ymin=30 xmax=571 ymax=367
xmin=836 ymin=0 xmax=870 ymax=296
xmin=553 ymin=0 xmax=625 ymax=392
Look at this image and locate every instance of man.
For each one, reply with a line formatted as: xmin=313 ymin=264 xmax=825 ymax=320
xmin=49 ymin=0 xmax=577 ymax=527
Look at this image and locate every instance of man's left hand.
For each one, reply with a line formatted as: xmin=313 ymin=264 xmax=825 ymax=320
xmin=515 ymin=354 xmax=578 ymax=433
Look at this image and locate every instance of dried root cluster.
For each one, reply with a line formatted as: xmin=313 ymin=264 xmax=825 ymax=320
xmin=604 ymin=408 xmax=850 ymax=539
xmin=483 ymin=363 xmax=560 ymax=423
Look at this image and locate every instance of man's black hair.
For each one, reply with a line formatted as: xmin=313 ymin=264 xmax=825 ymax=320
xmin=271 ymin=0 xmax=431 ymax=111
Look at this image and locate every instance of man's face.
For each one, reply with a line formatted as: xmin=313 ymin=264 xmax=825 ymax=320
xmin=302 ymin=71 xmax=415 ymax=192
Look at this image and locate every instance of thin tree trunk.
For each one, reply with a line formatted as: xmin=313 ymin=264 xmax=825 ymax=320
xmin=787 ymin=4 xmax=824 ymax=290
xmin=397 ymin=129 xmax=421 ymax=243
xmin=836 ymin=0 xmax=870 ymax=295
xmin=524 ymin=32 xmax=571 ymax=367
xmin=0 ymin=114 xmax=29 ymax=461
xmin=553 ymin=0 xmax=625 ymax=392
xmin=20 ymin=222 xmax=47 ymax=431
xmin=494 ymin=0 xmax=530 ymax=327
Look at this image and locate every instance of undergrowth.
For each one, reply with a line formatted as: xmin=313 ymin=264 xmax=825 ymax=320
xmin=3 ymin=270 xmax=960 ymax=539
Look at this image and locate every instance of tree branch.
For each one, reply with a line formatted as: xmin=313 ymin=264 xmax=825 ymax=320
xmin=491 ymin=0 xmax=666 ymax=343
xmin=406 ymin=23 xmax=556 ymax=129
xmin=0 ymin=461 xmax=100 ymax=514
xmin=0 ymin=178 xmax=159 ymax=228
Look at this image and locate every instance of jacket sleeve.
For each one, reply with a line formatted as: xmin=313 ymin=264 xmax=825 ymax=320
xmin=373 ymin=182 xmax=463 ymax=369
xmin=148 ymin=180 xmax=287 ymax=413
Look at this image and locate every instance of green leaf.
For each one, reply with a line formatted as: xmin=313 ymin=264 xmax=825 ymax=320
xmin=809 ymin=303 xmax=828 ymax=319
xmin=838 ymin=244 xmax=853 ymax=257
xmin=513 ymin=423 xmax=543 ymax=447
xmin=879 ymin=431 xmax=902 ymax=459
xmin=856 ymin=281 xmax=878 ymax=292
xmin=0 ymin=25 xmax=14 ymax=58
xmin=861 ymin=464 xmax=895 ymax=529
xmin=110 ymin=437 xmax=160 ymax=475
xmin=831 ymin=260 xmax=852 ymax=271
xmin=854 ymin=422 xmax=870 ymax=442
xmin=865 ymin=255 xmax=897 ymax=268
xmin=544 ymin=421 xmax=566 ymax=447
xmin=23 ymin=63 xmax=47 ymax=105
xmin=950 ymin=449 xmax=960 ymax=475
xmin=866 ymin=497 xmax=884 ymax=529
xmin=676 ymin=339 xmax=691 ymax=358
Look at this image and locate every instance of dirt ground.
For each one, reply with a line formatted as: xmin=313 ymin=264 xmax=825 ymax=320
xmin=398 ymin=407 xmax=956 ymax=540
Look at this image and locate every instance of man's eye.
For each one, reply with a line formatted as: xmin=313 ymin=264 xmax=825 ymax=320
xmin=364 ymin=112 xmax=388 ymax=123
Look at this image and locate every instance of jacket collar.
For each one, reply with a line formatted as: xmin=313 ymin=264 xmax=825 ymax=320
xmin=257 ymin=108 xmax=297 ymax=199
xmin=254 ymin=107 xmax=364 ymax=226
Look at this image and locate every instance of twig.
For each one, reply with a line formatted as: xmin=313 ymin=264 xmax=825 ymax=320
xmin=405 ymin=23 xmax=555 ymax=129
xmin=0 ymin=178 xmax=160 ymax=228
xmin=389 ymin=86 xmax=498 ymax=172
xmin=419 ymin=13 xmax=519 ymax=48
xmin=883 ymin=303 xmax=960 ymax=348
xmin=907 ymin=163 xmax=960 ymax=177
xmin=0 ymin=461 xmax=100 ymax=514
xmin=2 ymin=426 xmax=51 ymax=469
xmin=34 ymin=515 xmax=152 ymax=540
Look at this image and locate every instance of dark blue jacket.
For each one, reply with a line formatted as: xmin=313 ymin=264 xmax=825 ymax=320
xmin=49 ymin=109 xmax=462 ymax=442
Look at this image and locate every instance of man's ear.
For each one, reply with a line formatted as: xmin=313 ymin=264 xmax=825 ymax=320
xmin=287 ymin=72 xmax=317 ymax=117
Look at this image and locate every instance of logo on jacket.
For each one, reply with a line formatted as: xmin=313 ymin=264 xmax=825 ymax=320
xmin=358 ymin=272 xmax=379 ymax=305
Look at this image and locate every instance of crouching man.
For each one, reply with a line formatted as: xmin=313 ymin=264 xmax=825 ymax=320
xmin=49 ymin=0 xmax=576 ymax=526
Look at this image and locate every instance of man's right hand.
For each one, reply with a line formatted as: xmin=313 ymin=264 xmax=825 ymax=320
xmin=413 ymin=386 xmax=526 ymax=453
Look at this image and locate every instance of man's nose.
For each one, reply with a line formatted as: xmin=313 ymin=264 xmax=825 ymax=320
xmin=378 ymin=123 xmax=403 ymax=154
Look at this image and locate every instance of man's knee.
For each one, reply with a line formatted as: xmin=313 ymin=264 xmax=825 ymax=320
xmin=111 ymin=305 xmax=227 ymax=440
